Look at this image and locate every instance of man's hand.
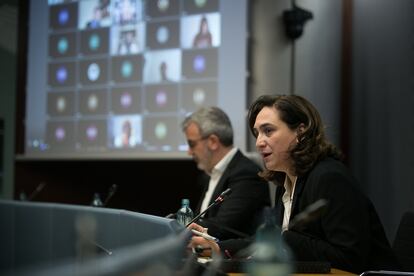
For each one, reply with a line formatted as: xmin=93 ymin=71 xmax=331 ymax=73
xmin=186 ymin=223 xmax=221 ymax=257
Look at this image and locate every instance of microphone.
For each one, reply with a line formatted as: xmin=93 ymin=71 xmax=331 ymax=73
xmin=84 ymin=235 xmax=113 ymax=256
xmin=185 ymin=188 xmax=232 ymax=227
xmin=103 ymin=184 xmax=118 ymax=207
xmin=288 ymin=198 xmax=328 ymax=230
xmin=76 ymin=214 xmax=113 ymax=258
xmin=20 ymin=182 xmax=47 ymax=201
xmin=213 ymin=188 xmax=232 ymax=204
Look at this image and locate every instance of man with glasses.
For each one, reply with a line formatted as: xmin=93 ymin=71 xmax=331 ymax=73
xmin=181 ymin=107 xmax=270 ymax=240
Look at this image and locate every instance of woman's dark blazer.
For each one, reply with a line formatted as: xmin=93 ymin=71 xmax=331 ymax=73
xmin=220 ymin=157 xmax=400 ymax=274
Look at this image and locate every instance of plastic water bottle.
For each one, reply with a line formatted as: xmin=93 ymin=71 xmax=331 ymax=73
xmin=246 ymin=207 xmax=292 ymax=276
xmin=176 ymin=198 xmax=194 ymax=226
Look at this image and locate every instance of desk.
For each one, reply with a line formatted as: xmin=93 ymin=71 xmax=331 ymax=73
xmin=227 ymin=268 xmax=356 ymax=276
xmin=294 ymin=268 xmax=356 ymax=276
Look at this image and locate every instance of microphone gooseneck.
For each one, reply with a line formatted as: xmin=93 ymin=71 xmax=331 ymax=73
xmin=288 ymin=198 xmax=328 ymax=230
xmin=20 ymin=182 xmax=47 ymax=201
xmin=103 ymin=184 xmax=118 ymax=207
xmin=185 ymin=188 xmax=232 ymax=227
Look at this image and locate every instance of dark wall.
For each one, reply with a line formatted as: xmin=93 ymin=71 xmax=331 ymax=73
xmin=350 ymin=0 xmax=414 ymax=241
xmin=0 ymin=120 xmax=3 ymax=189
xmin=0 ymin=0 xmax=18 ymax=198
xmin=14 ymin=159 xmax=203 ymax=216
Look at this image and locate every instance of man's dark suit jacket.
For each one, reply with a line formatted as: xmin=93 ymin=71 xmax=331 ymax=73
xmin=196 ymin=150 xmax=270 ymax=240
xmin=219 ymin=157 xmax=400 ymax=274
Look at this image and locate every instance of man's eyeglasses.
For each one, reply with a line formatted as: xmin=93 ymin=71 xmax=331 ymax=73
xmin=187 ymin=137 xmax=208 ymax=148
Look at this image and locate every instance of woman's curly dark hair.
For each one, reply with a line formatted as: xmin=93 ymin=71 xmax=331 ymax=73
xmin=248 ymin=94 xmax=343 ymax=182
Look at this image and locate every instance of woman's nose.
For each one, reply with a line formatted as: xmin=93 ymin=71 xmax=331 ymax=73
xmin=255 ymin=134 xmax=265 ymax=148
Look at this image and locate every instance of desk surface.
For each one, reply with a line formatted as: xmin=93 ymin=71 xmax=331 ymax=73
xmin=228 ymin=268 xmax=356 ymax=276
xmin=295 ymin=268 xmax=356 ymax=276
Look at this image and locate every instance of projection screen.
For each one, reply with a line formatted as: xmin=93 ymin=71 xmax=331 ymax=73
xmin=22 ymin=0 xmax=248 ymax=159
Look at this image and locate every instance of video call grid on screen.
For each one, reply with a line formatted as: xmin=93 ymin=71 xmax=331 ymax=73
xmin=24 ymin=0 xmax=248 ymax=159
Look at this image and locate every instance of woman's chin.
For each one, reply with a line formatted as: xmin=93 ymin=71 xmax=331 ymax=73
xmin=264 ymin=160 xmax=279 ymax=171
xmin=263 ymin=161 xmax=273 ymax=170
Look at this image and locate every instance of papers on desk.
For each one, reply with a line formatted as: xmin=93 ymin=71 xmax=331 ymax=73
xmin=197 ymin=257 xmax=213 ymax=264
xmin=360 ymin=271 xmax=414 ymax=276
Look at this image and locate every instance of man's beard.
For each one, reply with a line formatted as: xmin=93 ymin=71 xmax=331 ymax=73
xmin=195 ymin=149 xmax=213 ymax=173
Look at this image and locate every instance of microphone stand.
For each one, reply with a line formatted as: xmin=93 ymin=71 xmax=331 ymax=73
xmin=20 ymin=182 xmax=47 ymax=201
xmin=103 ymin=184 xmax=118 ymax=207
xmin=185 ymin=201 xmax=220 ymax=227
xmin=185 ymin=188 xmax=232 ymax=227
xmin=288 ymin=198 xmax=328 ymax=230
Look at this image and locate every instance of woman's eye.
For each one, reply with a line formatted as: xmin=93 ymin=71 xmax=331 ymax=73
xmin=264 ymin=128 xmax=273 ymax=136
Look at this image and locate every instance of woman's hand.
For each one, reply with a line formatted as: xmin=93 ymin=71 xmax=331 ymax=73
xmin=187 ymin=222 xmax=205 ymax=232
xmin=186 ymin=223 xmax=221 ymax=257
xmin=188 ymin=236 xmax=221 ymax=257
